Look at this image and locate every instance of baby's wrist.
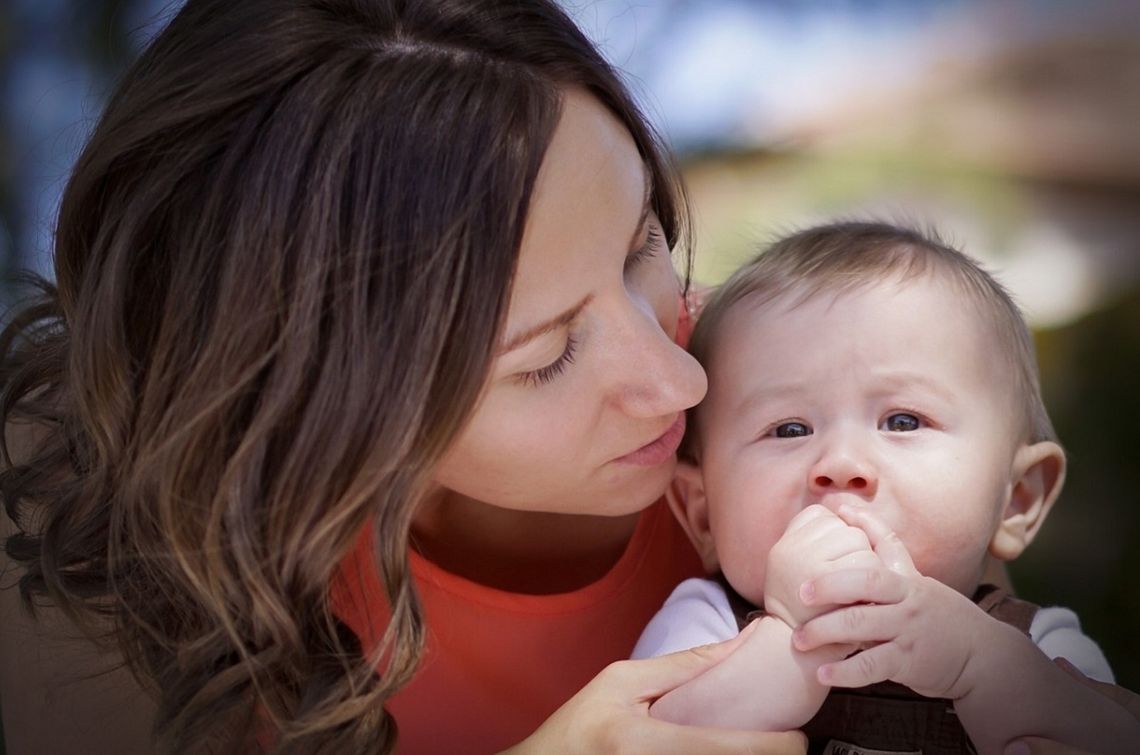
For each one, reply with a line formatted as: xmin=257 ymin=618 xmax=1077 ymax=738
xmin=762 ymin=597 xmax=799 ymax=629
xmin=762 ymin=572 xmax=809 ymax=627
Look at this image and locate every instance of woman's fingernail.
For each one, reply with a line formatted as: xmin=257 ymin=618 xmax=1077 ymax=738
xmin=1003 ymin=741 xmax=1030 ymax=755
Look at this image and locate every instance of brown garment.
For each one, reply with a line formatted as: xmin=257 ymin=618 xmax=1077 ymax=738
xmin=718 ymin=577 xmax=1039 ymax=755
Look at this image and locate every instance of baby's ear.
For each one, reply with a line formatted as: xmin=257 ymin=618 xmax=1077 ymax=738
xmin=989 ymin=441 xmax=1066 ymax=561
xmin=667 ymin=461 xmax=720 ymax=574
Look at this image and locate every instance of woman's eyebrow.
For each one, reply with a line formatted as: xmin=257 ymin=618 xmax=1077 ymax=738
xmin=497 ymin=294 xmax=594 ymax=355
xmin=499 ymin=167 xmax=653 ymax=357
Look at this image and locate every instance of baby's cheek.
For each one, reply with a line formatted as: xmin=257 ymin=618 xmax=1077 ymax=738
xmin=909 ymin=534 xmax=986 ymax=591
xmin=722 ymin=540 xmax=772 ymax=607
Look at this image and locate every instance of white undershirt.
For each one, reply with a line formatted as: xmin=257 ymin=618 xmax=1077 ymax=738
xmin=632 ymin=577 xmax=1115 ymax=684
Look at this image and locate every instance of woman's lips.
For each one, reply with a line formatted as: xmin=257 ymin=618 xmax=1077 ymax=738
xmin=614 ymin=414 xmax=686 ymax=467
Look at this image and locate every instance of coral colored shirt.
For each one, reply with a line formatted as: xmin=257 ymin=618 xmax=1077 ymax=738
xmin=331 ymin=499 xmax=703 ymax=754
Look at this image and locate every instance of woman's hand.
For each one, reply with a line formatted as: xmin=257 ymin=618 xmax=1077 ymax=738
xmin=503 ymin=626 xmax=807 ymax=754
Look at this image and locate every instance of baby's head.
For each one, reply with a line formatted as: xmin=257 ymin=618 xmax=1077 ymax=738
xmin=671 ymin=221 xmax=1065 ymax=606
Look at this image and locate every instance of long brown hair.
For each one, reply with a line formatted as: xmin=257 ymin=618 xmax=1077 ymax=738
xmin=0 ymin=0 xmax=689 ymax=752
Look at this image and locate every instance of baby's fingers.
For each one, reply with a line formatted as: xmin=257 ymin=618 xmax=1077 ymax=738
xmin=817 ymin=643 xmax=901 ymax=689
xmin=836 ymin=504 xmax=916 ymax=575
xmin=783 ymin=503 xmax=839 ymax=535
xmin=792 ymin=602 xmax=895 ymax=652
xmin=800 ymin=566 xmax=906 ymax=610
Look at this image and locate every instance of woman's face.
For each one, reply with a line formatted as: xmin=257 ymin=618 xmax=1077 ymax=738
xmin=431 ymin=89 xmax=707 ymax=517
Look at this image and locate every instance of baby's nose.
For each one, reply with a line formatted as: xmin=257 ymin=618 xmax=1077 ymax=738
xmin=808 ymin=450 xmax=878 ymax=500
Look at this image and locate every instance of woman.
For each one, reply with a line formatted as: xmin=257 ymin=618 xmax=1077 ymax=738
xmin=2 ymin=2 xmax=1134 ymax=753
xmin=0 ymin=0 xmax=802 ymax=752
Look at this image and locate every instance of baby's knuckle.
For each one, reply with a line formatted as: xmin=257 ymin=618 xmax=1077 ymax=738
xmin=856 ymin=651 xmax=877 ymax=678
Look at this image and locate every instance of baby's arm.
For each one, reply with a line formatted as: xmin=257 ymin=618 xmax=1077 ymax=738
xmin=649 ymin=612 xmax=840 ymax=730
xmin=648 ymin=505 xmax=878 ymax=730
xmin=794 ymin=505 xmax=1140 ymax=755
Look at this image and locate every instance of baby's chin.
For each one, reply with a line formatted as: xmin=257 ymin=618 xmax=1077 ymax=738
xmin=724 ymin=575 xmax=765 ymax=608
xmin=915 ymin=560 xmax=990 ymax=598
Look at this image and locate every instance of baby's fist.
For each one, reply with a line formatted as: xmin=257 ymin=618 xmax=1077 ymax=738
xmin=765 ymin=505 xmax=879 ymax=626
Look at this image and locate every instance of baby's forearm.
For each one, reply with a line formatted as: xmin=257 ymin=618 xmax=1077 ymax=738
xmin=956 ymin=622 xmax=1140 ymax=755
xmin=650 ymin=615 xmax=845 ymax=731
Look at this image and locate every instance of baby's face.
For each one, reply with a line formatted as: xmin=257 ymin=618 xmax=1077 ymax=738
xmin=697 ymin=275 xmax=1022 ymax=605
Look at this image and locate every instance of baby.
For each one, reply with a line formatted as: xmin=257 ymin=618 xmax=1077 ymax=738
xmin=634 ymin=222 xmax=1133 ymax=755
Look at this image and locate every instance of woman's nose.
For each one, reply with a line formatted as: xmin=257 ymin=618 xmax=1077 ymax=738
xmin=609 ymin=305 xmax=707 ymax=419
xmin=808 ymin=440 xmax=878 ymax=499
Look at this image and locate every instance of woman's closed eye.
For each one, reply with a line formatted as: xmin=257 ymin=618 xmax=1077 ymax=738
xmin=517 ymin=221 xmax=663 ymax=389
xmin=624 ymin=223 xmax=663 ymax=273
xmin=516 ymin=333 xmax=579 ymax=388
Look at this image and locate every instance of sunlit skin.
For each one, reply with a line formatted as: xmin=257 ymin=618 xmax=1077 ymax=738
xmin=415 ymin=89 xmax=707 ymax=592
xmin=651 ymin=272 xmax=1077 ymax=738
xmin=694 ymin=275 xmax=1026 ymax=607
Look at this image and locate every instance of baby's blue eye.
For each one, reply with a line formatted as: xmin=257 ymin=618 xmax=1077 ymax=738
xmin=883 ymin=413 xmax=920 ymax=432
xmin=774 ymin=422 xmax=811 ymax=438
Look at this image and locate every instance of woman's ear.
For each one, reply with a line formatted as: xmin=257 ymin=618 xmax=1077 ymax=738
xmin=990 ymin=441 xmax=1066 ymax=561
xmin=667 ymin=461 xmax=720 ymax=574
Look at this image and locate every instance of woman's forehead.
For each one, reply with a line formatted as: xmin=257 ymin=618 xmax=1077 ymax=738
xmin=505 ymin=90 xmax=647 ymax=327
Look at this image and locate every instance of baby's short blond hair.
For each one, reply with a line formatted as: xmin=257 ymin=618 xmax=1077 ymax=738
xmin=683 ymin=221 xmax=1056 ymax=461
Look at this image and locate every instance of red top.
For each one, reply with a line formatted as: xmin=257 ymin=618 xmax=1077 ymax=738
xmin=331 ymin=498 xmax=703 ymax=753
xmin=331 ymin=297 xmax=700 ymax=752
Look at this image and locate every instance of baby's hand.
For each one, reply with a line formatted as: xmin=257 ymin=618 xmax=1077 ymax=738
xmin=793 ymin=505 xmax=988 ymax=700
xmin=764 ymin=504 xmax=881 ymax=627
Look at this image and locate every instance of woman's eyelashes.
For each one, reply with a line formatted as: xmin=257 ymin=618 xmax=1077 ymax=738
xmin=517 ymin=333 xmax=579 ymax=388
xmin=624 ymin=223 xmax=664 ymax=273
xmin=517 ymin=223 xmax=664 ymax=389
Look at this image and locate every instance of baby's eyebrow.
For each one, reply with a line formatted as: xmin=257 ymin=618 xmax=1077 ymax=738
xmin=869 ymin=372 xmax=957 ymax=403
xmin=733 ymin=383 xmax=803 ymax=417
xmin=497 ymin=294 xmax=593 ymax=355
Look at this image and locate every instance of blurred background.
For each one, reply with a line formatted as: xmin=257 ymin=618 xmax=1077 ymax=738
xmin=561 ymin=0 xmax=1140 ymax=694
xmin=0 ymin=0 xmax=1136 ymax=716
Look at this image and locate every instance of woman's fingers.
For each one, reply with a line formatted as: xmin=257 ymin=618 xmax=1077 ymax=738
xmin=836 ymin=504 xmax=916 ymax=575
xmin=625 ymin=621 xmax=760 ymax=700
xmin=625 ymin=721 xmax=807 ymax=755
xmin=510 ymin=626 xmax=808 ymax=755
xmin=1003 ymin=737 xmax=1095 ymax=755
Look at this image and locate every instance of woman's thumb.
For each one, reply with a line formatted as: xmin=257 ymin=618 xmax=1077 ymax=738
xmin=631 ymin=620 xmax=757 ymax=699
